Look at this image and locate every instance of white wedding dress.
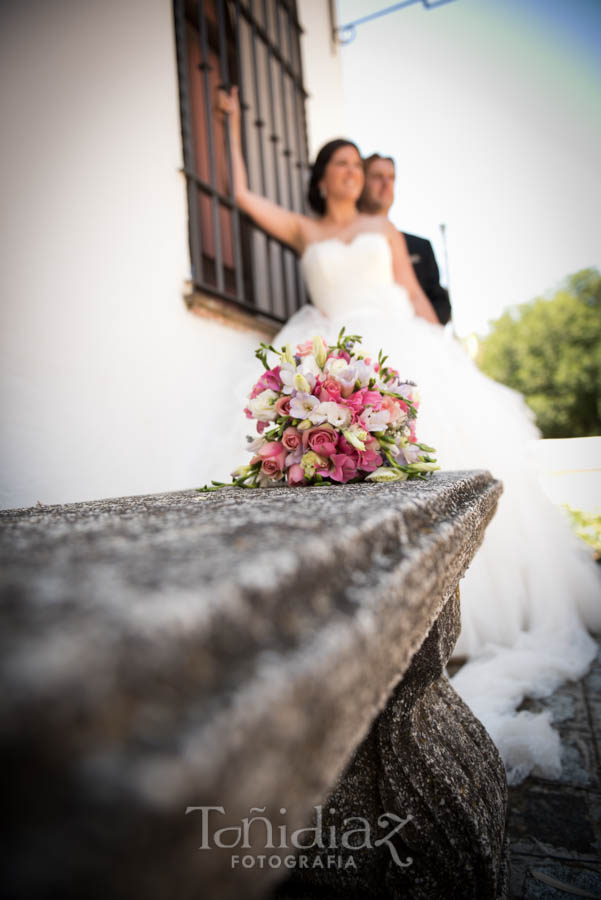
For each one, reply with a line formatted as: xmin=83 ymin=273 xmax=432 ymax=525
xmin=208 ymin=232 xmax=601 ymax=785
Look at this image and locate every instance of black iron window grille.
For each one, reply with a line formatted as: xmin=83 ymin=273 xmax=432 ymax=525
xmin=173 ymin=0 xmax=310 ymax=323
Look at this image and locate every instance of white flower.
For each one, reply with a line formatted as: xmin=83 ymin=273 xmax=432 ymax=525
xmin=351 ymin=359 xmax=372 ymax=388
xmin=307 ymin=405 xmax=328 ymax=425
xmin=248 ymin=389 xmax=279 ymax=421
xmin=294 ymin=372 xmax=315 ymax=393
xmin=290 ymin=391 xmax=320 ymax=420
xmin=245 ymin=435 xmax=266 ymax=452
xmin=325 ymin=357 xmax=348 ymax=377
xmin=336 ymin=367 xmax=358 ymax=393
xmin=317 ymin=401 xmax=352 ymax=429
xmin=365 ymin=467 xmax=409 ymax=483
xmin=279 ymin=362 xmax=298 ymax=395
xmin=300 ymin=355 xmax=321 ymax=379
xmin=359 ymin=407 xmax=391 ymax=433
xmin=400 ymin=442 xmax=422 ymax=464
xmin=343 ymin=425 xmax=368 ymax=452
xmin=407 ymin=461 xmax=439 ymax=472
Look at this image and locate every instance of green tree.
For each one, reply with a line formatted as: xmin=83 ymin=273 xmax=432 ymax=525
xmin=477 ymin=268 xmax=601 ymax=438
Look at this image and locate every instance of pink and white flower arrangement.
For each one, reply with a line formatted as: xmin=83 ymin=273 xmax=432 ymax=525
xmin=199 ymin=328 xmax=438 ymax=491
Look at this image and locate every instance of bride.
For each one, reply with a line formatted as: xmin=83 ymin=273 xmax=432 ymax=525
xmin=215 ymin=87 xmax=601 ymax=785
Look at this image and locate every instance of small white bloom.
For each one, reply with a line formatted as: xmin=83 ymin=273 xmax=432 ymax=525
xmin=307 ymin=404 xmax=328 ymax=425
xmin=365 ymin=467 xmax=409 ymax=483
xmin=294 ymin=372 xmax=313 ymax=393
xmin=290 ymin=391 xmax=320 ymax=420
xmin=336 ymin=367 xmax=358 ymax=393
xmin=300 ymin=355 xmax=321 ymax=379
xmin=248 ymin=389 xmax=279 ymax=421
xmin=279 ymin=361 xmax=298 ymax=395
xmin=359 ymin=407 xmax=391 ymax=433
xmin=351 ymin=359 xmax=372 ymax=388
xmin=245 ymin=435 xmax=266 ymax=452
xmin=400 ymin=442 xmax=422 ymax=464
xmin=325 ymin=357 xmax=349 ymax=377
xmin=407 ymin=461 xmax=439 ymax=473
xmin=318 ymin=401 xmax=352 ymax=429
xmin=343 ymin=425 xmax=367 ymax=452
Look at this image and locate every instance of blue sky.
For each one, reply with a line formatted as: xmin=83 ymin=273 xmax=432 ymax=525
xmin=337 ymin=0 xmax=601 ymax=335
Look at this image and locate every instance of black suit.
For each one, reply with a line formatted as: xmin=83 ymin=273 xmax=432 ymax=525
xmin=402 ymin=231 xmax=452 ymax=325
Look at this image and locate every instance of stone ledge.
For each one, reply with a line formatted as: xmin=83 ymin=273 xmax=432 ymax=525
xmin=184 ymin=286 xmax=281 ymax=337
xmin=0 ymin=471 xmax=504 ymax=899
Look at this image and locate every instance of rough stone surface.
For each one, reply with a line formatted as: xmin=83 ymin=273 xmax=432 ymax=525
xmin=274 ymin=590 xmax=509 ymax=900
xmin=0 ymin=471 xmax=504 ymax=899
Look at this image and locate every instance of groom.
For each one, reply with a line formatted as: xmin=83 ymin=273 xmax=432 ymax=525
xmin=358 ymin=154 xmax=452 ymax=326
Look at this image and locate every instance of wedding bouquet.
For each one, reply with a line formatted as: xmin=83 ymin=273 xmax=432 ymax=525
xmin=199 ymin=328 xmax=438 ymax=491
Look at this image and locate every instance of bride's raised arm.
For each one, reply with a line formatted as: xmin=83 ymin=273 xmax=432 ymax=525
xmin=386 ymin=223 xmax=441 ymax=326
xmin=217 ymin=87 xmax=309 ymax=256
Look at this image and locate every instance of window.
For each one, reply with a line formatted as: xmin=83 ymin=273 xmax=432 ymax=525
xmin=173 ymin=0 xmax=310 ymax=323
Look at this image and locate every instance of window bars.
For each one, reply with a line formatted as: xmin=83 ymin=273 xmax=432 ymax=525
xmin=173 ymin=0 xmax=310 ymax=323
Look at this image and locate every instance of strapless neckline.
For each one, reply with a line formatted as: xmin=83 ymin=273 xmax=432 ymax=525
xmin=300 ymin=231 xmax=391 ymax=263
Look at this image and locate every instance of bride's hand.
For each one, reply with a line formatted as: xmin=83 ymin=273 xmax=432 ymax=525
xmin=216 ymin=85 xmax=241 ymax=126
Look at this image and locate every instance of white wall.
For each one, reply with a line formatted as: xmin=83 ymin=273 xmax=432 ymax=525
xmin=0 ymin=0 xmax=266 ymax=509
xmin=0 ymin=0 xmax=343 ymax=511
xmin=297 ymin=0 xmax=347 ymax=158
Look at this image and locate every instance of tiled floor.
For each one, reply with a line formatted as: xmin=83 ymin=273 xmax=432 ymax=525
xmin=506 ymin=639 xmax=601 ymax=899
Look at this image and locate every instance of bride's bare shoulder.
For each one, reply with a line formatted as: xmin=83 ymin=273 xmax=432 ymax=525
xmin=297 ymin=215 xmax=330 ymax=250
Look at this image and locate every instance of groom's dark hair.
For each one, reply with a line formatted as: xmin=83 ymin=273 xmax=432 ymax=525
xmin=307 ymin=138 xmax=361 ymax=215
xmin=362 ymin=153 xmax=396 ymax=172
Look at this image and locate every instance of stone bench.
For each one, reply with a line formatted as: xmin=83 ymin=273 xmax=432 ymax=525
xmin=0 ymin=471 xmax=507 ymax=899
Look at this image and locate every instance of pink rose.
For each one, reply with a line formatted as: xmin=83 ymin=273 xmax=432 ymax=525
xmin=287 ymin=464 xmax=307 ymax=486
xmin=261 ymin=457 xmax=283 ymax=477
xmin=318 ymin=377 xmax=342 ymax=403
xmin=258 ymin=441 xmax=286 ymax=473
xmin=302 ymin=424 xmax=338 ymax=458
xmin=282 ymin=427 xmax=302 ymax=451
xmin=275 ymin=396 xmax=292 ymax=417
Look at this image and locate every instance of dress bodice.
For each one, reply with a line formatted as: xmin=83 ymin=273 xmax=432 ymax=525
xmin=299 ymin=232 xmax=414 ymax=320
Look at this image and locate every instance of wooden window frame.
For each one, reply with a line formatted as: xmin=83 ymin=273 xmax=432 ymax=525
xmin=173 ymin=0 xmax=310 ymax=324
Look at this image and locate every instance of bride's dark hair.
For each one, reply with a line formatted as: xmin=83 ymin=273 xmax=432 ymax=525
xmin=307 ymin=138 xmax=361 ymax=216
